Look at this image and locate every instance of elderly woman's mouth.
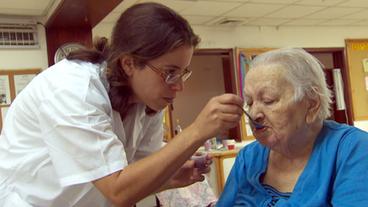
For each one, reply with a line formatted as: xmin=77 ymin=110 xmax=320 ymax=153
xmin=253 ymin=124 xmax=266 ymax=131
xmin=252 ymin=122 xmax=265 ymax=130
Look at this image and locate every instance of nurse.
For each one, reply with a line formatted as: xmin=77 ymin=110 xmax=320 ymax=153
xmin=0 ymin=2 xmax=243 ymax=207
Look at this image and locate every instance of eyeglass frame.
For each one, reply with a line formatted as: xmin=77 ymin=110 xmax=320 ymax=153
xmin=145 ymin=62 xmax=192 ymax=85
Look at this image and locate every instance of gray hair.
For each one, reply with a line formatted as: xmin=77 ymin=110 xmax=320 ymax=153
xmin=249 ymin=48 xmax=332 ymax=120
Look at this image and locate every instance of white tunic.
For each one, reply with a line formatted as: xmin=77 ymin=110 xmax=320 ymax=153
xmin=0 ymin=59 xmax=163 ymax=207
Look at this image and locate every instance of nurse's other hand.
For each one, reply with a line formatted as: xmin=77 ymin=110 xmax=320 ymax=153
xmin=165 ymin=160 xmax=208 ymax=189
xmin=191 ymin=153 xmax=212 ymax=173
xmin=191 ymin=94 xmax=243 ymax=141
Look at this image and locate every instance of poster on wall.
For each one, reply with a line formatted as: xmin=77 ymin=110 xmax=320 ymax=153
xmin=243 ymin=116 xmax=253 ymax=137
xmin=1 ymin=106 xmax=9 ymax=123
xmin=14 ymin=74 xmax=36 ymax=96
xmin=362 ymin=58 xmax=368 ymax=72
xmin=362 ymin=58 xmax=368 ymax=91
xmin=0 ymin=75 xmax=11 ymax=105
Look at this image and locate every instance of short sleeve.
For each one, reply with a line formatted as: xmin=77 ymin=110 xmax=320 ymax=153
xmin=37 ymin=74 xmax=127 ymax=187
xmin=133 ymin=112 xmax=164 ymax=162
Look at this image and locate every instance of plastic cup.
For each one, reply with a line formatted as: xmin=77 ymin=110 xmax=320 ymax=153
xmin=191 ymin=154 xmax=208 ymax=170
xmin=227 ymin=140 xmax=236 ymax=150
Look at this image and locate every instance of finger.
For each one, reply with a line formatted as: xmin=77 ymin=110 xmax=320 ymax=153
xmin=191 ymin=174 xmax=205 ymax=182
xmin=194 ymin=151 xmax=204 ymax=156
xmin=220 ymin=122 xmax=241 ymax=131
xmin=217 ymin=94 xmax=244 ymax=106
xmin=205 ymin=158 xmax=213 ymax=166
xmin=198 ymin=166 xmax=211 ymax=174
xmin=217 ymin=104 xmax=243 ymax=115
xmin=182 ymin=159 xmax=195 ymax=169
xmin=204 ymin=154 xmax=213 ymax=165
xmin=218 ymin=113 xmax=242 ymax=125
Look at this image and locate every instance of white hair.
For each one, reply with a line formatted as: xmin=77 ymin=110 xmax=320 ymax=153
xmin=249 ymin=48 xmax=333 ymax=120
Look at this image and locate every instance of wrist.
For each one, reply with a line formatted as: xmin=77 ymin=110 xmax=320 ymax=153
xmin=156 ymin=180 xmax=171 ymax=193
xmin=186 ymin=123 xmax=206 ymax=145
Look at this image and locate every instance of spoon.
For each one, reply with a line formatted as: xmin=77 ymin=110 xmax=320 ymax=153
xmin=241 ymin=108 xmax=264 ymax=129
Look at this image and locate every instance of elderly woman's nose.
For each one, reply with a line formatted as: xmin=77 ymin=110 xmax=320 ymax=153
xmin=249 ymin=104 xmax=264 ymax=120
xmin=254 ymin=114 xmax=264 ymax=123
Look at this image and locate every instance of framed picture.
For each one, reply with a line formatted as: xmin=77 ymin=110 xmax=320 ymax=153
xmin=0 ymin=75 xmax=11 ymax=106
xmin=0 ymin=68 xmax=41 ymax=131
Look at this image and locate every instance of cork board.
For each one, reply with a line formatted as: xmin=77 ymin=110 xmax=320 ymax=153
xmin=345 ymin=39 xmax=368 ymax=120
xmin=0 ymin=69 xmax=41 ymax=130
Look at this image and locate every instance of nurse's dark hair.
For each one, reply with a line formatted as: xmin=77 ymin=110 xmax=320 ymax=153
xmin=67 ymin=2 xmax=200 ymax=118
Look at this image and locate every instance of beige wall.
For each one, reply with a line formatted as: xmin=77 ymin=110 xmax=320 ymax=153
xmin=193 ymin=26 xmax=368 ymax=48
xmin=95 ymin=24 xmax=368 ymax=130
xmin=2 ymin=18 xmax=367 ymax=130
xmin=94 ymin=24 xmax=368 ymax=49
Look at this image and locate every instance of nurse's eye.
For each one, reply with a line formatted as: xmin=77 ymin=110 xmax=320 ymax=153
xmin=164 ymin=68 xmax=179 ymax=75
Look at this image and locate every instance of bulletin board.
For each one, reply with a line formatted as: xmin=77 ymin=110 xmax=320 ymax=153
xmin=345 ymin=39 xmax=368 ymax=121
xmin=0 ymin=69 xmax=41 ymax=130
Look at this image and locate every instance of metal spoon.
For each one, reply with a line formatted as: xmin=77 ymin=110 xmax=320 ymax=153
xmin=241 ymin=107 xmax=264 ymax=129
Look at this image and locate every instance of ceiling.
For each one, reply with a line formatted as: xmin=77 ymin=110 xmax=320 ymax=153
xmin=2 ymin=0 xmax=368 ymax=27
xmin=0 ymin=0 xmax=55 ymax=17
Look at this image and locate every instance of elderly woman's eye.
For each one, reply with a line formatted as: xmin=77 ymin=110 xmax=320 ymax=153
xmin=264 ymin=100 xmax=274 ymax=105
xmin=245 ymin=102 xmax=253 ymax=108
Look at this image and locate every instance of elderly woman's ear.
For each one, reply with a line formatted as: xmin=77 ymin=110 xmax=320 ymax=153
xmin=305 ymin=95 xmax=321 ymax=124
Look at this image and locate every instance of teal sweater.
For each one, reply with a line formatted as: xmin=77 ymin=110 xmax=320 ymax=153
xmin=217 ymin=121 xmax=368 ymax=206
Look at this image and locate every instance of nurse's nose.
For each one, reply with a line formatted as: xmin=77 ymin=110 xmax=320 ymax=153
xmin=169 ymin=81 xmax=184 ymax=92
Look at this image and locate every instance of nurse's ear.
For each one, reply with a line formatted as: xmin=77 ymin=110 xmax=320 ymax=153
xmin=119 ymin=55 xmax=135 ymax=77
xmin=305 ymin=93 xmax=321 ymax=124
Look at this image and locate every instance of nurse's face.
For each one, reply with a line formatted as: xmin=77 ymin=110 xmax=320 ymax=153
xmin=129 ymin=45 xmax=194 ymax=111
xmin=243 ymin=65 xmax=310 ymax=150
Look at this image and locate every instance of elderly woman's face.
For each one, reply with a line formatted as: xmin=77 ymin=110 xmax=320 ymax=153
xmin=244 ymin=65 xmax=309 ymax=149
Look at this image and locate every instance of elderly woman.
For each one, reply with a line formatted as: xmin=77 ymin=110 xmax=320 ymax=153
xmin=217 ymin=48 xmax=368 ymax=206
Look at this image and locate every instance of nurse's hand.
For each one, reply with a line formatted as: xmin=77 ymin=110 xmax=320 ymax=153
xmin=160 ymin=156 xmax=212 ymax=190
xmin=191 ymin=93 xmax=243 ymax=141
xmin=191 ymin=153 xmax=212 ymax=172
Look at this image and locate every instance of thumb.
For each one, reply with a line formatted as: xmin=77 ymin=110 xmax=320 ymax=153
xmin=182 ymin=159 xmax=195 ymax=169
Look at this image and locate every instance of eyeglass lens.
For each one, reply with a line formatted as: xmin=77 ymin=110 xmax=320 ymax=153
xmin=166 ymin=70 xmax=192 ymax=84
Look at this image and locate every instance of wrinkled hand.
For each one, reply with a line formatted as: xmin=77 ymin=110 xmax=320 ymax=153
xmin=192 ymin=94 xmax=243 ymax=141
xmin=165 ymin=156 xmax=212 ymax=189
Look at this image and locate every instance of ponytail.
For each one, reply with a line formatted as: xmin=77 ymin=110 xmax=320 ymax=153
xmin=66 ymin=37 xmax=109 ymax=64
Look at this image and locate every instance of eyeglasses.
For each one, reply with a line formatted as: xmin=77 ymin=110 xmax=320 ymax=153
xmin=146 ymin=62 xmax=192 ymax=85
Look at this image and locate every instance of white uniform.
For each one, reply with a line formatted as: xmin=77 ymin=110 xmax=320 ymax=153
xmin=0 ymin=59 xmax=163 ymax=207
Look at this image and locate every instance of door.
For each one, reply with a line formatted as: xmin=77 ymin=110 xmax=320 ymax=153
xmin=168 ymin=48 xmax=242 ymax=141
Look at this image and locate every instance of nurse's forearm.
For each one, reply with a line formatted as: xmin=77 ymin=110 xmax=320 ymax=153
xmin=94 ymin=94 xmax=243 ymax=206
xmin=93 ymin=123 xmax=204 ymax=206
